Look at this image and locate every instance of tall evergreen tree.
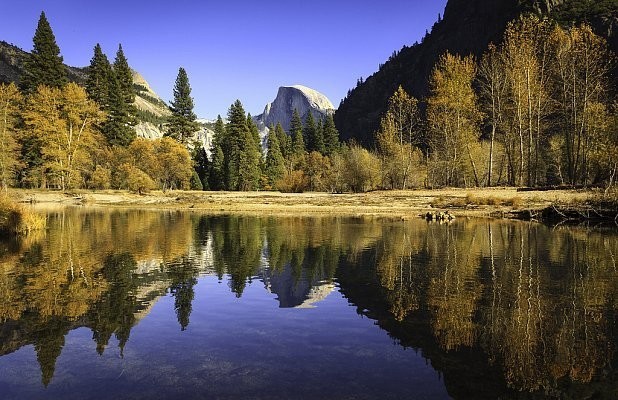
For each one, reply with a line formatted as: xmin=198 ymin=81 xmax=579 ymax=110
xmin=166 ymin=67 xmax=200 ymax=144
xmin=274 ymin=122 xmax=290 ymax=160
xmin=192 ymin=144 xmax=209 ymax=190
xmin=322 ymin=114 xmax=340 ymax=156
xmin=103 ymin=72 xmax=135 ymax=146
xmin=238 ymin=128 xmax=261 ymax=191
xmin=265 ymin=125 xmax=286 ymax=187
xmin=209 ymin=115 xmax=226 ymax=190
xmin=246 ymin=114 xmax=264 ymax=178
xmin=113 ymin=44 xmax=135 ymax=106
xmin=85 ymin=44 xmax=112 ymax=106
xmin=304 ymin=112 xmax=324 ymax=154
xmin=21 ymin=12 xmax=67 ymax=93
xmin=290 ymin=109 xmax=305 ymax=156
xmin=225 ymin=100 xmax=249 ymax=190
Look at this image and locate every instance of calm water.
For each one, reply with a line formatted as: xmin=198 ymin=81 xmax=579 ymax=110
xmin=0 ymin=208 xmax=616 ymax=399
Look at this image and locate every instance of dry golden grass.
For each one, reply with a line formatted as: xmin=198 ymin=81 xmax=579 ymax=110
xmin=0 ymin=194 xmax=47 ymax=234
xmin=9 ymin=187 xmax=608 ymax=219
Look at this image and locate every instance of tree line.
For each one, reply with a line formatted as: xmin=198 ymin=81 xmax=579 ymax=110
xmin=0 ymin=12 xmax=199 ymax=192
xmin=1 ymin=12 xmax=615 ymax=193
xmin=372 ymin=15 xmax=616 ymax=190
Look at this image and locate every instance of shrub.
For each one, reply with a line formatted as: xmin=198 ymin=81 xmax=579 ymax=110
xmin=90 ymin=165 xmax=112 ymax=190
xmin=0 ymin=196 xmax=46 ymax=234
xmin=276 ymin=170 xmax=308 ymax=193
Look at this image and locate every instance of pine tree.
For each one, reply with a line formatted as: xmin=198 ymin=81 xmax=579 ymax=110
xmin=290 ymin=109 xmax=305 ymax=156
xmin=246 ymin=114 xmax=264 ymax=179
xmin=166 ymin=67 xmax=199 ymax=144
xmin=209 ymin=115 xmax=226 ymax=190
xmin=265 ymin=125 xmax=286 ymax=187
xmin=238 ymin=129 xmax=261 ymax=191
xmin=103 ymin=71 xmax=135 ymax=146
xmin=225 ymin=100 xmax=249 ymax=190
xmin=113 ymin=44 xmax=135 ymax=106
xmin=304 ymin=112 xmax=324 ymax=154
xmin=192 ymin=144 xmax=209 ymax=190
xmin=21 ymin=12 xmax=67 ymax=93
xmin=113 ymin=44 xmax=137 ymax=125
xmin=274 ymin=122 xmax=290 ymax=160
xmin=86 ymin=44 xmax=112 ymax=106
xmin=322 ymin=114 xmax=340 ymax=156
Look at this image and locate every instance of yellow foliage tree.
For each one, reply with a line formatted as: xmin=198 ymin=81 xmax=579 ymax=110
xmin=24 ymin=83 xmax=102 ymax=190
xmin=427 ymin=52 xmax=481 ymax=187
xmin=0 ymin=83 xmax=22 ymax=190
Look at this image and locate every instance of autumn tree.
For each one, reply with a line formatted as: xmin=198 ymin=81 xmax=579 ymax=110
xmin=23 ymin=83 xmax=102 ymax=190
xmin=376 ymin=86 xmax=424 ymax=189
xmin=427 ymin=52 xmax=481 ymax=187
xmin=155 ymin=137 xmax=194 ymax=190
xmin=478 ymin=44 xmax=508 ymax=186
xmin=342 ymin=145 xmax=380 ymax=193
xmin=166 ymin=67 xmax=199 ymax=144
xmin=551 ymin=24 xmax=613 ymax=184
xmin=0 ymin=83 xmax=22 ymax=190
xmin=501 ymin=16 xmax=553 ymax=186
xmin=21 ymin=12 xmax=67 ymax=93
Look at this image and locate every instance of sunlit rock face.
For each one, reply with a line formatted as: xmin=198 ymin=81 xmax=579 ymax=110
xmin=255 ymin=85 xmax=335 ymax=133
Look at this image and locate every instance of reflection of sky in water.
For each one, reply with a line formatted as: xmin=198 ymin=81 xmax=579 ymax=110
xmin=1 ymin=211 xmax=616 ymax=399
xmin=0 ymin=276 xmax=451 ymax=400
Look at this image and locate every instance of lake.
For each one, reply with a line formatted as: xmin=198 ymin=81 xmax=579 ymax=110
xmin=0 ymin=208 xmax=616 ymax=399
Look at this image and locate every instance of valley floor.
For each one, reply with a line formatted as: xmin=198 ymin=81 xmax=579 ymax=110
xmin=7 ymin=188 xmax=614 ymax=222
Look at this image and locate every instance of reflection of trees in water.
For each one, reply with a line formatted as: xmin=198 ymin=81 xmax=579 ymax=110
xmin=0 ymin=211 xmax=616 ymax=395
xmin=368 ymin=219 xmax=618 ymax=395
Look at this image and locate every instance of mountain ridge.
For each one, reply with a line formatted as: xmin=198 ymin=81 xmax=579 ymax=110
xmin=334 ymin=0 xmax=617 ymax=146
xmin=0 ymin=40 xmax=171 ymax=139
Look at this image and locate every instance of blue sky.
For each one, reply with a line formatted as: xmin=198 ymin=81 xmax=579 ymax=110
xmin=1 ymin=0 xmax=447 ymax=118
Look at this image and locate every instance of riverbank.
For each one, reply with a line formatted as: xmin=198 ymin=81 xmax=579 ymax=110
xmin=6 ymin=188 xmax=617 ymax=222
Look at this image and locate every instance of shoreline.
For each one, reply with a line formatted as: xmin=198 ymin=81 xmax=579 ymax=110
xmin=7 ymin=188 xmax=616 ymax=223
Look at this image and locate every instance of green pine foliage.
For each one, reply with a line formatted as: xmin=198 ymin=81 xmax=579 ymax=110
xmin=113 ymin=44 xmax=137 ymax=125
xmin=304 ymin=112 xmax=324 ymax=154
xmin=322 ymin=114 xmax=340 ymax=156
xmin=238 ymin=128 xmax=261 ymax=191
xmin=102 ymin=71 xmax=135 ymax=147
xmin=113 ymin=45 xmax=135 ymax=106
xmin=274 ymin=122 xmax=290 ymax=160
xmin=166 ymin=67 xmax=200 ymax=144
xmin=192 ymin=143 xmax=209 ymax=190
xmin=290 ymin=109 xmax=306 ymax=156
xmin=265 ymin=126 xmax=286 ymax=187
xmin=224 ymin=100 xmax=248 ymax=190
xmin=21 ymin=12 xmax=68 ymax=93
xmin=86 ymin=44 xmax=112 ymax=106
xmin=209 ymin=115 xmax=226 ymax=190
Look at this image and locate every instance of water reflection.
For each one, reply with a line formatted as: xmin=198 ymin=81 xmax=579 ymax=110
xmin=0 ymin=209 xmax=616 ymax=398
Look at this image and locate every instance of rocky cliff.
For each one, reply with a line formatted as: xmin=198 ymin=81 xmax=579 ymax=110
xmin=334 ymin=0 xmax=616 ymax=146
xmin=255 ymin=85 xmax=335 ymax=133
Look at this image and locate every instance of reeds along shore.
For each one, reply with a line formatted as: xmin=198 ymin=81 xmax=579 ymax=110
xmin=0 ymin=195 xmax=46 ymax=234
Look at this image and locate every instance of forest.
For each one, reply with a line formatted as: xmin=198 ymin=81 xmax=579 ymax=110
xmin=0 ymin=12 xmax=616 ymax=193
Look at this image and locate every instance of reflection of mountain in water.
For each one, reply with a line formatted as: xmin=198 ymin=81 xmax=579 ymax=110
xmin=0 ymin=211 xmax=616 ymax=398
xmin=260 ymin=263 xmax=335 ymax=308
